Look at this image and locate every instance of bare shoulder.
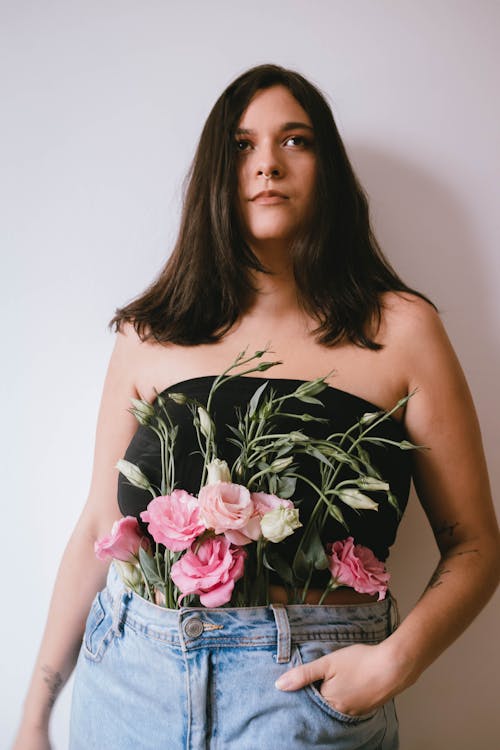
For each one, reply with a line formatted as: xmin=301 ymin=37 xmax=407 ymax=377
xmin=379 ymin=290 xmax=442 ymax=340
xmin=111 ymin=320 xmax=151 ymax=383
xmin=378 ymin=291 xmax=452 ymax=373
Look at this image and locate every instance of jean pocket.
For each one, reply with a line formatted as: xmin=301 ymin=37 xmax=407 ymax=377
xmin=294 ymin=641 xmax=380 ymax=725
xmin=82 ymin=590 xmax=115 ymax=663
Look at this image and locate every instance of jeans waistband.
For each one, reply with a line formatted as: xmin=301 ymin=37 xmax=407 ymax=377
xmin=105 ymin=561 xmax=399 ymax=663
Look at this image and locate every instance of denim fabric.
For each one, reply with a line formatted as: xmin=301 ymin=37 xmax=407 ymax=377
xmin=69 ymin=561 xmax=400 ymax=749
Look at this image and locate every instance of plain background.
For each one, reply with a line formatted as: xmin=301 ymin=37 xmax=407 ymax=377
xmin=2 ymin=1 xmax=499 ymax=748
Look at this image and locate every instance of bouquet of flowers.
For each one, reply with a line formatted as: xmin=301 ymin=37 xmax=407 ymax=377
xmin=95 ymin=347 xmax=419 ymax=608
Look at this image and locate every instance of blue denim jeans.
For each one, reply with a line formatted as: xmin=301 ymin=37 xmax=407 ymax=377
xmin=69 ymin=561 xmax=400 ymax=749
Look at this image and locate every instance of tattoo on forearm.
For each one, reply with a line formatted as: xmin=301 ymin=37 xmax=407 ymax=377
xmin=426 ymin=564 xmax=451 ymax=589
xmin=41 ymin=664 xmax=63 ymax=709
xmin=425 ymin=548 xmax=480 ymax=591
xmin=436 ymin=520 xmax=460 ymax=538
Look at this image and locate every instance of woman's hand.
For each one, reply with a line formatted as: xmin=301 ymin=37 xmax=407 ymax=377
xmin=275 ymin=641 xmax=407 ymax=717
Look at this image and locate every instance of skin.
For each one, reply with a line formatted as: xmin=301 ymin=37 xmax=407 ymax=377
xmin=234 ymin=84 xmax=317 ymax=266
xmin=13 ymin=86 xmax=499 ymax=748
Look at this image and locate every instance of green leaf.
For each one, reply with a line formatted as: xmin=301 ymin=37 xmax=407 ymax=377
xmin=328 ymin=503 xmax=347 ymax=527
xmin=138 ymin=546 xmax=165 ymax=588
xmin=227 ymin=424 xmax=245 ymax=440
xmin=226 ymin=437 xmax=244 ymax=450
xmin=302 ymin=524 xmax=329 ymax=571
xmin=292 ymin=549 xmax=311 ymax=582
xmin=303 ymin=445 xmax=337 ymax=469
xmin=277 ymin=475 xmax=297 ymax=498
xmin=249 ymin=380 xmax=269 ymax=417
xmin=387 ymin=491 xmax=402 ymax=518
xmin=263 ymin=548 xmax=295 ymax=585
xmin=295 ymin=395 xmax=325 ymax=406
xmin=399 ymin=440 xmax=421 ymax=450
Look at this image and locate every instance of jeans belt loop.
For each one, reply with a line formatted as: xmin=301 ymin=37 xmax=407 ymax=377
xmin=270 ymin=603 xmax=292 ymax=663
xmin=389 ymin=593 xmax=401 ymax=633
xmin=111 ymin=588 xmax=130 ymax=637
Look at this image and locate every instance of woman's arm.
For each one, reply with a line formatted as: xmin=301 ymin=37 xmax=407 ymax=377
xmin=274 ymin=297 xmax=500 ymax=714
xmin=13 ymin=323 xmax=143 ymax=747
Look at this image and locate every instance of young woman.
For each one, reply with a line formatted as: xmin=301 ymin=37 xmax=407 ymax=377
xmin=14 ymin=64 xmax=499 ymax=750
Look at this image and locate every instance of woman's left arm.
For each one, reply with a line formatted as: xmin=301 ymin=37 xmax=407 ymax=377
xmin=275 ymin=299 xmax=500 ymax=714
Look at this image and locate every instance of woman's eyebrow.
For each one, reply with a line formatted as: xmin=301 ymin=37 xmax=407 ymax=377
xmin=235 ymin=121 xmax=314 ymax=135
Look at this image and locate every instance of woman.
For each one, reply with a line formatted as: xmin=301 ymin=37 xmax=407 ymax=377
xmin=14 ymin=64 xmax=499 ymax=749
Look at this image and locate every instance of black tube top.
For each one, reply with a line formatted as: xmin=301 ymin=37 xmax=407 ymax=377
xmin=117 ymin=375 xmax=412 ymax=589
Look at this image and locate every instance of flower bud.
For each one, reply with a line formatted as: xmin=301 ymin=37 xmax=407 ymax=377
xmin=294 ymin=376 xmax=331 ymax=398
xmin=338 ymin=489 xmax=379 ymax=511
xmin=270 ymin=456 xmax=294 ymax=472
xmin=261 ymin=506 xmax=302 ymax=543
xmin=130 ymin=398 xmax=155 ymax=418
xmin=359 ymin=411 xmax=383 ymax=425
xmin=168 ymin=392 xmax=188 ymax=406
xmin=289 ymin=431 xmax=308 ymax=442
xmin=257 ymin=360 xmax=282 ymax=371
xmin=357 ymin=478 xmax=390 ymax=491
xmin=129 ymin=398 xmax=155 ymax=426
xmin=207 ymin=458 xmax=232 ymax=484
xmin=197 ymin=406 xmax=213 ymax=440
xmin=113 ymin=560 xmax=144 ymax=590
xmin=115 ymin=459 xmax=153 ymax=491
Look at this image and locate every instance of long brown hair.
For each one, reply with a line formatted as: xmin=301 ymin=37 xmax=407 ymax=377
xmin=109 ymin=63 xmax=434 ymax=349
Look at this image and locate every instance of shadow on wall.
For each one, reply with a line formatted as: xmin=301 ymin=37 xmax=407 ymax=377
xmin=349 ymin=143 xmax=500 ymax=749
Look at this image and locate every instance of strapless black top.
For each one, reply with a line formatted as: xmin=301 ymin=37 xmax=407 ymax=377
xmin=117 ymin=375 xmax=412 ymax=588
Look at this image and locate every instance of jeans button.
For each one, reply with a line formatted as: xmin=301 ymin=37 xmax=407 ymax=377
xmin=184 ymin=617 xmax=204 ymax=638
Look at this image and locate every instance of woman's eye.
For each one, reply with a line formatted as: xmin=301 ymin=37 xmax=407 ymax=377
xmin=285 ymin=135 xmax=308 ymax=147
xmin=234 ymin=136 xmax=311 ymax=153
xmin=235 ymin=139 xmax=251 ymax=152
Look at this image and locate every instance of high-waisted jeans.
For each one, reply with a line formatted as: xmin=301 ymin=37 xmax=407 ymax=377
xmin=69 ymin=561 xmax=400 ymax=749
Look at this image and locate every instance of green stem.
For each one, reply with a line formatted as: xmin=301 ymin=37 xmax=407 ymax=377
xmin=318 ymin=581 xmax=340 ymax=605
xmin=138 ymin=560 xmax=154 ymax=602
xmin=300 ymin=567 xmax=314 ymax=604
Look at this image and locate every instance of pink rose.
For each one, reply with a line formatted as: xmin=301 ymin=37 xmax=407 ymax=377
xmin=94 ymin=516 xmax=150 ymax=562
xmin=251 ymin=491 xmax=294 ymax=515
xmin=326 ymin=536 xmax=390 ymax=601
xmin=224 ymin=491 xmax=294 ymax=545
xmin=198 ymin=482 xmax=256 ymax=536
xmin=170 ymin=536 xmax=247 ymax=607
xmin=140 ymin=489 xmax=205 ymax=551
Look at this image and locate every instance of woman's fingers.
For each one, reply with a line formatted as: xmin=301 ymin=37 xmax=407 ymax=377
xmin=274 ymin=653 xmax=332 ymax=691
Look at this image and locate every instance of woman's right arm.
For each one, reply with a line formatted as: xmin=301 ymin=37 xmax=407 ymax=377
xmin=13 ymin=322 xmax=144 ymax=748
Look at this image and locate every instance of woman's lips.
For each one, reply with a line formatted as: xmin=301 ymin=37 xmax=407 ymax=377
xmin=252 ymin=195 xmax=289 ymax=204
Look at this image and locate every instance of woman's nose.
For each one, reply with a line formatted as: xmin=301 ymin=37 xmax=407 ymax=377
xmin=255 ymin=142 xmax=283 ymax=179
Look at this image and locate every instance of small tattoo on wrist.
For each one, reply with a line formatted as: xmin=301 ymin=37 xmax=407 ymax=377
xmin=41 ymin=664 xmax=63 ymax=709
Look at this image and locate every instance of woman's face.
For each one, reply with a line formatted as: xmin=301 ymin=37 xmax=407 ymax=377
xmin=234 ymin=85 xmax=317 ymax=251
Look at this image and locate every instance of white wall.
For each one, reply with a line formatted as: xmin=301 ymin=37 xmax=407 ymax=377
xmin=2 ymin=2 xmax=499 ymax=748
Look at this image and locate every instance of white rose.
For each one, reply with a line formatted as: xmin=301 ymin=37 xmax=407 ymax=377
xmin=261 ymin=506 xmax=302 ymax=543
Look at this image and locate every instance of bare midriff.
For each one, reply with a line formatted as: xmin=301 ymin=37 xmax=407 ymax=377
xmin=268 ymin=583 xmax=379 ymax=605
